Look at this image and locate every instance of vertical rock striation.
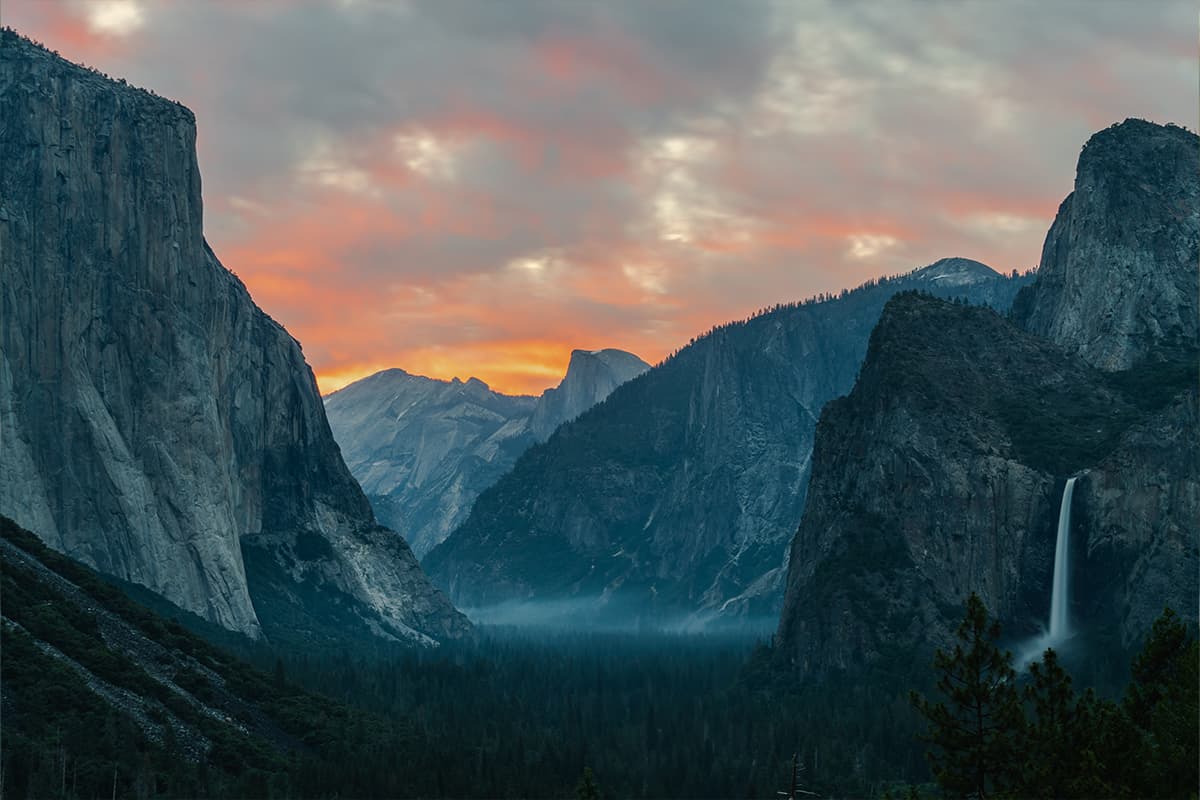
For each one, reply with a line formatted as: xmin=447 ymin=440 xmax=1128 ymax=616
xmin=1076 ymin=388 xmax=1199 ymax=648
xmin=774 ymin=294 xmax=1150 ymax=675
xmin=0 ymin=30 xmax=468 ymax=645
xmin=528 ymin=349 xmax=651 ymax=441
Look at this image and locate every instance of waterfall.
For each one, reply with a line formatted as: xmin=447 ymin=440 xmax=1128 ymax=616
xmin=1018 ymin=475 xmax=1079 ymax=668
xmin=1047 ymin=476 xmax=1077 ymax=643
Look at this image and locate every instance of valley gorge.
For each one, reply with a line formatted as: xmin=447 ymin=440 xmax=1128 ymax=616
xmin=0 ymin=9 xmax=1195 ymax=796
xmin=423 ymin=259 xmax=1032 ymax=625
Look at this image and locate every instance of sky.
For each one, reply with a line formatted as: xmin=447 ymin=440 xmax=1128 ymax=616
xmin=7 ymin=1 xmax=1195 ymax=394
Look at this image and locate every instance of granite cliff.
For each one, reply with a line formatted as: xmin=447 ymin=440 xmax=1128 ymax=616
xmin=0 ymin=30 xmax=468 ymax=645
xmin=324 ymin=348 xmax=648 ymax=559
xmin=529 ymin=348 xmax=651 ymax=441
xmin=775 ymin=294 xmax=1196 ymax=675
xmin=776 ymin=119 xmax=1198 ymax=676
xmin=1012 ymin=119 xmax=1199 ymax=368
xmin=424 ymin=259 xmax=1031 ymax=625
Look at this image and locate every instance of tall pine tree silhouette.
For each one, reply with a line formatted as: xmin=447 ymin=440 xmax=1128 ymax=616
xmin=911 ymin=593 xmax=1024 ymax=799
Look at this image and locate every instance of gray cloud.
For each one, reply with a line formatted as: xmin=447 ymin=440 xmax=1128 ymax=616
xmin=8 ymin=0 xmax=1194 ymax=391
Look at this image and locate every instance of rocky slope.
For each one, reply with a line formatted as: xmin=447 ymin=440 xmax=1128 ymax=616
xmin=0 ymin=30 xmax=467 ymax=645
xmin=1012 ymin=119 xmax=1199 ymax=369
xmin=775 ymin=293 xmax=1196 ymax=675
xmin=423 ymin=259 xmax=1031 ymax=625
xmin=2 ymin=514 xmax=458 ymax=797
xmin=324 ymin=348 xmax=648 ymax=558
xmin=1 ymin=516 xmax=294 ymax=765
xmin=776 ymin=119 xmax=1198 ymax=677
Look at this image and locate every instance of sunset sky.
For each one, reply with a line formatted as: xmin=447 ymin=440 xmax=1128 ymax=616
xmin=8 ymin=1 xmax=1194 ymax=394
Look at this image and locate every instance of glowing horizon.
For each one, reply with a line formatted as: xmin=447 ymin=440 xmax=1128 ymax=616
xmin=8 ymin=1 xmax=1193 ymax=396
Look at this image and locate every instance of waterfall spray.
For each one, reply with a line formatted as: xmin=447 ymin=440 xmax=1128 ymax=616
xmin=1047 ymin=476 xmax=1077 ymax=642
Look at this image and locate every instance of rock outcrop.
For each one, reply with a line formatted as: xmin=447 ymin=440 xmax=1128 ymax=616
xmin=324 ymin=348 xmax=648 ymax=558
xmin=774 ymin=294 xmax=1196 ymax=675
xmin=529 ymin=349 xmax=650 ymax=441
xmin=1076 ymin=386 xmax=1199 ymax=648
xmin=1012 ymin=119 xmax=1199 ymax=369
xmin=776 ymin=119 xmax=1198 ymax=677
xmin=0 ymin=30 xmax=468 ymax=645
xmin=423 ymin=260 xmax=1030 ymax=626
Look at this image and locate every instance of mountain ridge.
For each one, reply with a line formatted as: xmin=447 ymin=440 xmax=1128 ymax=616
xmin=423 ymin=258 xmax=1032 ymax=625
xmin=1012 ymin=119 xmax=1199 ymax=368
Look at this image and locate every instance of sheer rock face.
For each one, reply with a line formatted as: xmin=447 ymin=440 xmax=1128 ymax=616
xmin=777 ymin=120 xmax=1198 ymax=677
xmin=775 ymin=295 xmax=1198 ymax=676
xmin=775 ymin=296 xmax=1109 ymax=674
xmin=529 ymin=349 xmax=650 ymax=441
xmin=1076 ymin=391 xmax=1199 ymax=648
xmin=423 ymin=261 xmax=1030 ymax=626
xmin=324 ymin=349 xmax=647 ymax=559
xmin=0 ymin=32 xmax=468 ymax=644
xmin=1012 ymin=119 xmax=1199 ymax=369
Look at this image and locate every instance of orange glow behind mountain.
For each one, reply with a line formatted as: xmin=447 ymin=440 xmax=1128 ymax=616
xmin=9 ymin=1 xmax=1192 ymax=396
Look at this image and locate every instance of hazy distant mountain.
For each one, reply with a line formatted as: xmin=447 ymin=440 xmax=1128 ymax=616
xmin=530 ymin=349 xmax=653 ymax=440
xmin=777 ymin=119 xmax=1199 ymax=678
xmin=0 ymin=31 xmax=468 ymax=646
xmin=325 ymin=349 xmax=649 ymax=558
xmin=422 ymin=258 xmax=1032 ymax=626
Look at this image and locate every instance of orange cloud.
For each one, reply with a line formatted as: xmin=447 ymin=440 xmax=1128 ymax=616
xmin=8 ymin=0 xmax=1191 ymax=402
xmin=10 ymin=2 xmax=137 ymax=62
xmin=320 ymin=339 xmax=575 ymax=396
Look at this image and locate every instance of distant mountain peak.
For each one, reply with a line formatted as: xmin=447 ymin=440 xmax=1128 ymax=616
xmin=532 ymin=349 xmax=650 ymax=440
xmin=911 ymin=257 xmax=1000 ymax=285
xmin=422 ymin=265 xmax=1031 ymax=626
xmin=563 ymin=348 xmax=650 ymax=382
xmin=325 ymin=345 xmax=648 ymax=558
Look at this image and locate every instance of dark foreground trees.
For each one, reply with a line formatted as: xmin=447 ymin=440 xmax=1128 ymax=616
xmin=913 ymin=597 xmax=1198 ymax=799
xmin=909 ymin=593 xmax=1023 ymax=798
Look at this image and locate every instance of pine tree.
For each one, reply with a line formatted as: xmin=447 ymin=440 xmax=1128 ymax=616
xmin=1122 ymin=608 xmax=1198 ymax=797
xmin=911 ymin=593 xmax=1024 ymax=799
xmin=1019 ymin=648 xmax=1106 ymax=798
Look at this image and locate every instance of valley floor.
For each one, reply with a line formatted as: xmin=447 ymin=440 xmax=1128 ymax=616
xmin=231 ymin=626 xmax=929 ymax=798
xmin=6 ymin=512 xmax=1194 ymax=799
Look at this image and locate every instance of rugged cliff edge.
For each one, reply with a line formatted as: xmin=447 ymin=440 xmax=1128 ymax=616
xmin=324 ymin=348 xmax=648 ymax=559
xmin=1012 ymin=119 xmax=1199 ymax=369
xmin=777 ymin=119 xmax=1198 ymax=677
xmin=424 ymin=259 xmax=1030 ymax=625
xmin=529 ymin=348 xmax=651 ymax=441
xmin=1075 ymin=384 xmax=1198 ymax=648
xmin=0 ymin=30 xmax=468 ymax=645
xmin=775 ymin=294 xmax=1196 ymax=675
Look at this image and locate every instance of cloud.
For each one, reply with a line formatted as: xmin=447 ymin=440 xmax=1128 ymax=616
xmin=82 ymin=0 xmax=146 ymax=37
xmin=7 ymin=0 xmax=1194 ymax=393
